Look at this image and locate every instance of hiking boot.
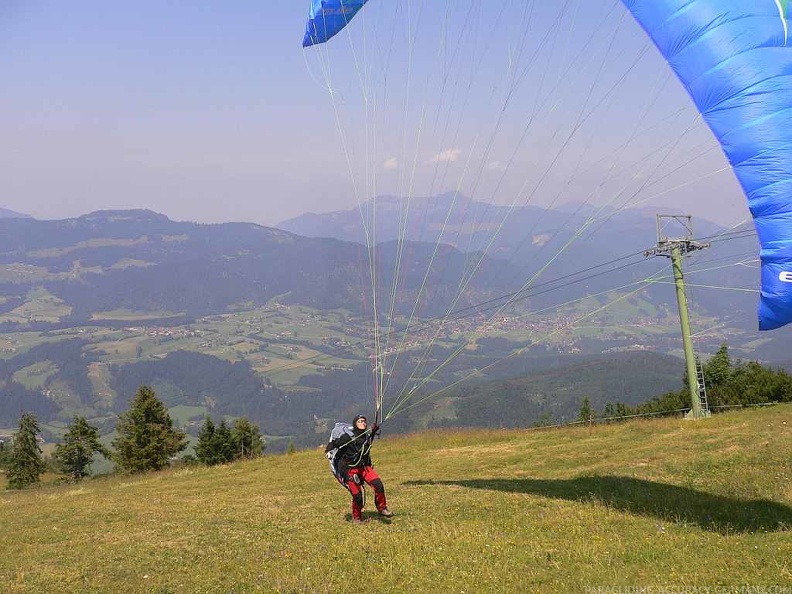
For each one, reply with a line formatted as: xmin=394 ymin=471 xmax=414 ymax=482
xmin=378 ymin=508 xmax=394 ymax=518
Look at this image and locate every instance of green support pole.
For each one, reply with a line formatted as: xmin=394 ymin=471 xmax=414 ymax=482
xmin=670 ymin=244 xmax=702 ymax=419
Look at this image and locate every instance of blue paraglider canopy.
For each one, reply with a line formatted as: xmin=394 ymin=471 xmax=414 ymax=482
xmin=302 ymin=0 xmax=792 ymax=331
xmin=622 ymin=0 xmax=792 ymax=330
xmin=303 ymin=0 xmax=370 ymax=48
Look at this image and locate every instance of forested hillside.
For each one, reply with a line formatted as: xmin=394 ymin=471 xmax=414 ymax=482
xmin=278 ymin=194 xmax=761 ymax=329
xmin=0 ymin=210 xmax=505 ymax=325
xmin=1 ymin=208 xmax=789 ymax=450
xmin=429 ymin=350 xmax=686 ymax=428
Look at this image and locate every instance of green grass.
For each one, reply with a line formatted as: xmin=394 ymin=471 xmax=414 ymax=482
xmin=168 ymin=405 xmax=207 ymax=427
xmin=0 ymin=288 xmax=71 ymax=324
xmin=0 ymin=264 xmax=52 ymax=283
xmin=11 ymin=361 xmax=58 ymax=389
xmin=1 ymin=406 xmax=790 ymax=593
xmin=26 ymin=237 xmax=149 ymax=259
xmin=108 ymin=258 xmax=154 ymax=270
xmin=86 ymin=362 xmax=116 ymax=411
xmin=89 ymin=309 xmax=185 ymax=321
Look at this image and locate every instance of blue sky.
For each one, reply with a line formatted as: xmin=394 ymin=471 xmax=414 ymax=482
xmin=1 ymin=1 xmax=750 ymax=228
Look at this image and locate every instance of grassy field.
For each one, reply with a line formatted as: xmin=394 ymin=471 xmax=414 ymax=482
xmin=10 ymin=361 xmax=58 ymax=389
xmin=1 ymin=406 xmax=790 ymax=593
xmin=0 ymin=288 xmax=72 ymax=324
xmin=0 ymin=304 xmax=371 ymax=388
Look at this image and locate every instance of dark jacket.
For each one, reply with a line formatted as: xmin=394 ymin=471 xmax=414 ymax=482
xmin=325 ymin=427 xmax=375 ymax=477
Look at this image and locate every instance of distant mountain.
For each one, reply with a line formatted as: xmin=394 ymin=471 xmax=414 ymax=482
xmin=0 ymin=207 xmax=784 ymax=445
xmin=0 ymin=207 xmax=32 ymax=219
xmin=0 ymin=209 xmax=506 ymax=326
xmin=277 ymin=193 xmax=761 ymax=329
xmin=278 ymin=192 xmax=720 ymax=250
xmin=0 ymin=206 xmax=769 ymax=345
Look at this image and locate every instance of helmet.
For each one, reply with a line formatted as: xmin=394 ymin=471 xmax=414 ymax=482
xmin=352 ymin=415 xmax=368 ymax=432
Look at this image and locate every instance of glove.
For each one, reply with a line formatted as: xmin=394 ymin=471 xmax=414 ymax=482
xmin=349 ymin=473 xmax=362 ymax=485
xmin=371 ymin=423 xmax=380 ymax=436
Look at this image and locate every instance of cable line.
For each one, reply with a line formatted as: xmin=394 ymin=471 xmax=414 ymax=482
xmin=261 ymin=230 xmax=759 ymax=383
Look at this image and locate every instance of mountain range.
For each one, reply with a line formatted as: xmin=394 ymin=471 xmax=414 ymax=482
xmin=276 ymin=193 xmax=762 ymax=327
xmin=0 ymin=201 xmax=776 ymax=356
xmin=0 ymin=202 xmax=789 ymax=446
xmin=0 ymin=207 xmax=32 ymax=219
xmin=0 ymin=209 xmax=516 ymax=325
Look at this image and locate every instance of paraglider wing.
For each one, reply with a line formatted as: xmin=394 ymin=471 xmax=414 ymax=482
xmin=302 ymin=0 xmax=370 ymax=48
xmin=622 ymin=0 xmax=792 ymax=330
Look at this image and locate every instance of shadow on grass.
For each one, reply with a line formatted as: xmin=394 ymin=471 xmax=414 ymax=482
xmin=404 ymin=476 xmax=792 ymax=534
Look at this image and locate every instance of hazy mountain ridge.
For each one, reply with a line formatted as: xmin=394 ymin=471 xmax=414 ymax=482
xmin=0 ymin=207 xmax=31 ymax=219
xmin=277 ymin=194 xmax=761 ymax=329
xmin=0 ymin=205 xmax=760 ymax=332
xmin=0 ymin=210 xmax=505 ymax=325
xmin=0 ymin=205 xmax=786 ymax=447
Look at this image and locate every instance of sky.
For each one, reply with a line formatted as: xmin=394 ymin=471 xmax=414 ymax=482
xmin=0 ymin=1 xmax=751 ymax=229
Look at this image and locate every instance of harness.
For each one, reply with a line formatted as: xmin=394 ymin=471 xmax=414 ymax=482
xmin=326 ymin=423 xmax=373 ymax=487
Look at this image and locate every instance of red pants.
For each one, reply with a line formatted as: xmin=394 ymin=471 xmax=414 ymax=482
xmin=346 ymin=465 xmax=387 ymax=520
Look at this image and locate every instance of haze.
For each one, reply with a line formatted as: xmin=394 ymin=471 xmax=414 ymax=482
xmin=1 ymin=1 xmax=750 ymax=229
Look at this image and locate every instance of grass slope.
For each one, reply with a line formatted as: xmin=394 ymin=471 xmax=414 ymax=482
xmin=1 ymin=406 xmax=790 ymax=593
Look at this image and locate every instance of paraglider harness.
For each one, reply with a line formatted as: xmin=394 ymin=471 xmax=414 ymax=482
xmin=326 ymin=422 xmax=355 ymax=488
xmin=325 ymin=421 xmax=377 ymax=501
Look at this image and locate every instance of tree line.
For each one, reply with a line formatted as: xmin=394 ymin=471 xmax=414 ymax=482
xmin=578 ymin=344 xmax=792 ymax=422
xmin=1 ymin=385 xmax=266 ymax=490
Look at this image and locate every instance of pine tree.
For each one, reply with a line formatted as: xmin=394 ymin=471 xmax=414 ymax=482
xmin=195 ymin=416 xmax=217 ymax=465
xmin=704 ymin=343 xmax=733 ymax=387
xmin=0 ymin=440 xmax=10 ymax=469
xmin=54 ymin=416 xmax=109 ymax=481
xmin=615 ymin=402 xmax=632 ymax=418
xmin=232 ymin=417 xmax=263 ymax=459
xmin=112 ymin=385 xmax=187 ymax=473
xmin=6 ymin=412 xmax=47 ymax=489
xmin=196 ymin=416 xmax=263 ymax=465
xmin=213 ymin=420 xmax=235 ymax=464
xmin=577 ymin=396 xmax=594 ymax=423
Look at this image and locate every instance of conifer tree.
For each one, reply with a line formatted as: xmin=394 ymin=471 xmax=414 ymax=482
xmin=195 ymin=416 xmax=217 ymax=465
xmin=7 ymin=412 xmax=47 ymax=489
xmin=213 ymin=420 xmax=235 ymax=464
xmin=196 ymin=416 xmax=264 ymax=465
xmin=577 ymin=396 xmax=594 ymax=423
xmin=55 ymin=416 xmax=109 ymax=481
xmin=0 ymin=439 xmax=10 ymax=469
xmin=704 ymin=343 xmax=733 ymax=387
xmin=232 ymin=417 xmax=263 ymax=459
xmin=112 ymin=385 xmax=187 ymax=473
xmin=615 ymin=402 xmax=632 ymax=418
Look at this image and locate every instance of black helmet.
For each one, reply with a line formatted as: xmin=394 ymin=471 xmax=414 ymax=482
xmin=352 ymin=415 xmax=368 ymax=432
